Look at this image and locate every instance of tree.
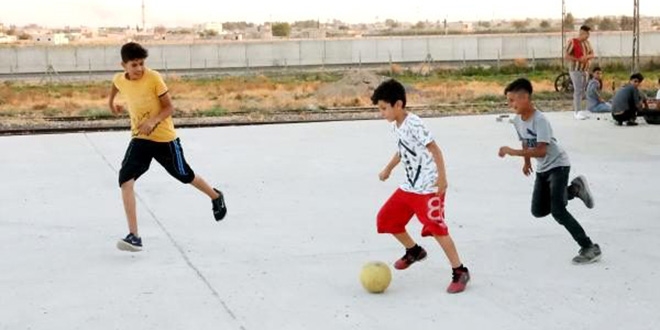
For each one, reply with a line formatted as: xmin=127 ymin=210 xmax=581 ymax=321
xmin=477 ymin=21 xmax=491 ymax=28
xmin=222 ymin=21 xmax=253 ymax=31
xmin=198 ymin=29 xmax=218 ymax=38
xmin=564 ymin=12 xmax=575 ymax=30
xmin=415 ymin=21 xmax=427 ymax=29
xmin=271 ymin=22 xmax=291 ymax=37
xmin=583 ymin=17 xmax=601 ymax=29
xmin=154 ymin=25 xmax=167 ymax=35
xmin=292 ymin=20 xmax=318 ymax=29
xmin=598 ymin=17 xmax=618 ymax=31
xmin=620 ymin=16 xmax=634 ymax=31
xmin=385 ymin=19 xmax=399 ymax=28
xmin=539 ymin=20 xmax=551 ymax=29
xmin=512 ymin=20 xmax=529 ymax=31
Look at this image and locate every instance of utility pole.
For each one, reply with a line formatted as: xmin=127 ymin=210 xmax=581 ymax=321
xmin=632 ymin=0 xmax=640 ymax=72
xmin=561 ymin=0 xmax=566 ymax=69
xmin=142 ymin=0 xmax=146 ymax=32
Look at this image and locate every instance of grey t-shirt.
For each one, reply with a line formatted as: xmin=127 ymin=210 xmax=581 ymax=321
xmin=512 ymin=110 xmax=571 ymax=173
xmin=586 ymin=78 xmax=603 ymax=111
xmin=611 ymin=83 xmax=640 ymax=113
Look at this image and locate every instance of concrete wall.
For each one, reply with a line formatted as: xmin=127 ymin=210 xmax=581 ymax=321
xmin=1 ymin=32 xmax=659 ymax=74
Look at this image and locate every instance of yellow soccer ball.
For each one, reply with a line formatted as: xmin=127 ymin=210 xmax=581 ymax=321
xmin=360 ymin=261 xmax=392 ymax=293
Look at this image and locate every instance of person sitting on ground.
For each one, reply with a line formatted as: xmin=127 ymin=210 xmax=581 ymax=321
xmin=586 ymin=67 xmax=611 ymax=113
xmin=610 ymin=73 xmax=644 ymax=126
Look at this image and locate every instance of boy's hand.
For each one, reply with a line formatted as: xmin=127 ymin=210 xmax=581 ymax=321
xmin=523 ymin=162 xmax=533 ymax=176
xmin=138 ymin=118 xmax=159 ymax=135
xmin=436 ymin=176 xmax=448 ymax=195
xmin=498 ymin=146 xmax=513 ymax=158
xmin=378 ymin=169 xmax=391 ymax=181
xmin=111 ymin=104 xmax=125 ymax=115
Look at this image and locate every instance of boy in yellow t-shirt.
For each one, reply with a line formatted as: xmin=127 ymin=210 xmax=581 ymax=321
xmin=108 ymin=42 xmax=227 ymax=252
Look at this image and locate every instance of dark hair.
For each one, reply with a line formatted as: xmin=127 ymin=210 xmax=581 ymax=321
xmin=120 ymin=42 xmax=148 ymax=63
xmin=580 ymin=25 xmax=592 ymax=32
xmin=504 ymin=78 xmax=533 ymax=95
xmin=371 ymin=79 xmax=406 ymax=108
xmin=592 ymin=66 xmax=602 ymax=73
xmin=630 ymin=73 xmax=644 ymax=82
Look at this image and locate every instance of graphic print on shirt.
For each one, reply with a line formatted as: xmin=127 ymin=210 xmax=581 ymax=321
xmin=398 ymin=139 xmax=422 ymax=187
xmin=394 ymin=114 xmax=438 ymax=194
xmin=522 ymin=128 xmax=538 ymax=148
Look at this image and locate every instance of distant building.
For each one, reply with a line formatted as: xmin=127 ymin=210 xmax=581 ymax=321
xmin=0 ymin=33 xmax=18 ymax=44
xmin=197 ymin=22 xmax=223 ymax=34
xmin=34 ymin=33 xmax=69 ymax=45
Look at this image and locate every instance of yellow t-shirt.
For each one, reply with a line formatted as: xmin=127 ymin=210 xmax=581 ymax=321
xmin=112 ymin=68 xmax=177 ymax=142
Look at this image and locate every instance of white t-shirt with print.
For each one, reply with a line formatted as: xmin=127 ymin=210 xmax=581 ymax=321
xmin=393 ymin=113 xmax=438 ymax=194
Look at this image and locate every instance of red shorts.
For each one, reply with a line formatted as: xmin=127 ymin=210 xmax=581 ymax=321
xmin=377 ymin=188 xmax=449 ymax=237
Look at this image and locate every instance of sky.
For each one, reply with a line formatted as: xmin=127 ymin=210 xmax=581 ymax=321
xmin=1 ymin=0 xmax=659 ymax=28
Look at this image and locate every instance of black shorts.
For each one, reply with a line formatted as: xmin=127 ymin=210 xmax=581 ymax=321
xmin=118 ymin=138 xmax=195 ymax=186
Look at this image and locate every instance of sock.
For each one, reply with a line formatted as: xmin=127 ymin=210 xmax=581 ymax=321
xmin=453 ymin=264 xmax=467 ymax=271
xmin=406 ymin=244 xmax=421 ymax=254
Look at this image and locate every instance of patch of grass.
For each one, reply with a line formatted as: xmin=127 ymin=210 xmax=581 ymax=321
xmin=42 ymin=108 xmax=64 ymax=116
xmin=197 ymin=106 xmax=228 ymax=117
xmin=79 ymin=108 xmax=114 ymax=119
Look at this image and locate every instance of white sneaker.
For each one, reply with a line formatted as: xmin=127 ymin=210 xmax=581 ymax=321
xmin=574 ymin=112 xmax=589 ymax=120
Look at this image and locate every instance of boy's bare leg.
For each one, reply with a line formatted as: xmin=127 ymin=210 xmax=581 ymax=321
xmin=121 ymin=180 xmax=138 ymax=236
xmin=393 ymin=231 xmax=417 ymax=249
xmin=434 ymin=235 xmax=462 ymax=268
xmin=190 ymin=175 xmax=220 ymax=199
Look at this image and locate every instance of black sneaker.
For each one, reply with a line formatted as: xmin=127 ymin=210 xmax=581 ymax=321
xmin=626 ymin=121 xmax=639 ymax=126
xmin=212 ymin=188 xmax=227 ymax=221
xmin=571 ymin=175 xmax=594 ymax=209
xmin=394 ymin=245 xmax=427 ymax=270
xmin=572 ymin=244 xmax=602 ymax=264
xmin=117 ymin=233 xmax=142 ymax=252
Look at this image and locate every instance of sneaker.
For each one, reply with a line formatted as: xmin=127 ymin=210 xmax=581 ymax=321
xmin=117 ymin=233 xmax=142 ymax=252
xmin=447 ymin=266 xmax=470 ymax=294
xmin=394 ymin=245 xmax=427 ymax=270
xmin=615 ymin=121 xmax=623 ymax=126
xmin=574 ymin=112 xmax=588 ymax=120
xmin=212 ymin=188 xmax=227 ymax=221
xmin=572 ymin=244 xmax=602 ymax=264
xmin=571 ymin=175 xmax=594 ymax=209
xmin=626 ymin=121 xmax=639 ymax=126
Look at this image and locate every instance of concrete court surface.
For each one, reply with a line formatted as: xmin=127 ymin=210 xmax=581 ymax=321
xmin=1 ymin=112 xmax=659 ymax=330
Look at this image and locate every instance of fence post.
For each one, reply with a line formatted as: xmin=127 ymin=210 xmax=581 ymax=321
xmin=359 ymin=51 xmax=362 ymax=70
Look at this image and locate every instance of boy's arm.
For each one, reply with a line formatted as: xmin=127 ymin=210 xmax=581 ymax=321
xmin=522 ymin=142 xmax=533 ymax=176
xmin=379 ymin=152 xmax=400 ymax=181
xmin=155 ymin=92 xmax=175 ymax=121
xmin=426 ymin=141 xmax=448 ymax=195
xmin=108 ymin=84 xmax=123 ymax=115
xmin=137 ymin=92 xmax=175 ymax=135
xmin=564 ymin=40 xmax=578 ymax=62
xmin=500 ymin=143 xmax=547 ymax=159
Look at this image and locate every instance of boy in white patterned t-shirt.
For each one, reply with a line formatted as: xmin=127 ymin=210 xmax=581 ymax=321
xmin=372 ymin=79 xmax=470 ymax=294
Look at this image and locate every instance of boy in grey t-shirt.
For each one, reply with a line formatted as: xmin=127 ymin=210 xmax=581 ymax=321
xmin=498 ymin=78 xmax=601 ymax=264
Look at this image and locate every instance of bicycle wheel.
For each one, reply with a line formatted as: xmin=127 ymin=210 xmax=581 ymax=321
xmin=554 ymin=72 xmax=574 ymax=93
